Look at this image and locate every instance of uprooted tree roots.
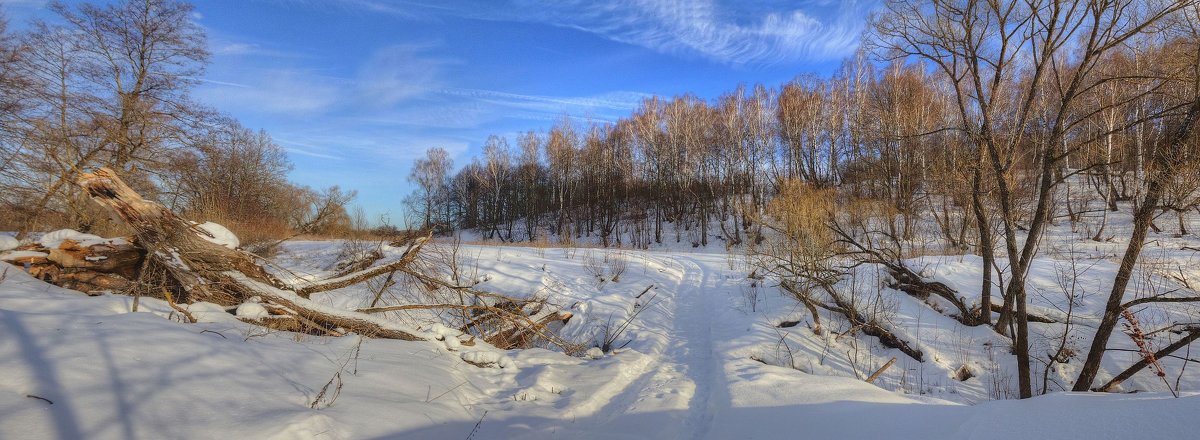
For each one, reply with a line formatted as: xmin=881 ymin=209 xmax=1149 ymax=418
xmin=58 ymin=167 xmax=576 ymax=351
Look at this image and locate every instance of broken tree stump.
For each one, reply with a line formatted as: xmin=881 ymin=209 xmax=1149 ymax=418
xmin=47 ymin=238 xmax=143 ymax=278
xmin=1 ymin=237 xmax=145 ymax=294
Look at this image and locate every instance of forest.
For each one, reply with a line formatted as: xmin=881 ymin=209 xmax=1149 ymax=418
xmin=2 ymin=0 xmax=1200 ymax=438
xmin=407 ymin=0 xmax=1200 ymax=398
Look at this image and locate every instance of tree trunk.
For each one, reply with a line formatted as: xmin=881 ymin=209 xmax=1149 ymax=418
xmin=971 ymin=160 xmax=993 ymax=326
xmin=1074 ymin=98 xmax=1200 ymax=391
xmin=76 ymin=167 xmax=429 ymax=340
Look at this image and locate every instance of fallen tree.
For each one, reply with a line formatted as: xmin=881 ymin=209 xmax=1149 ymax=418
xmin=1 ymin=237 xmax=144 ymax=293
xmin=55 ymin=167 xmax=574 ymax=348
xmin=73 ymin=167 xmax=431 ymax=339
xmin=750 ymin=182 xmax=926 ymax=362
xmin=830 ymin=224 xmax=987 ymax=327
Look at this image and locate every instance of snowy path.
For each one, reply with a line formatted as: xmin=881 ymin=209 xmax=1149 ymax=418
xmin=667 ymin=256 xmax=729 ymax=438
xmin=669 ymin=256 xmax=723 ymax=439
xmin=606 ymin=255 xmax=733 ymax=439
xmin=485 ymin=253 xmax=744 ymax=439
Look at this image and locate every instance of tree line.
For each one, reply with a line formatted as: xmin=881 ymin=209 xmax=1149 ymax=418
xmin=0 ymin=0 xmax=353 ymax=249
xmin=411 ymin=0 xmax=1200 ymax=398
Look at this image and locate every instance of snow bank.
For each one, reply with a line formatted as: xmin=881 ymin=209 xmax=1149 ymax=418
xmin=196 ymin=222 xmax=239 ymax=249
xmin=428 ymin=323 xmax=464 ymax=349
xmin=460 ymin=350 xmax=515 ymax=369
xmin=0 ymin=235 xmax=18 ymax=252
xmin=0 ymin=262 xmax=485 ymax=440
xmin=4 ymin=232 xmax=1199 ymax=439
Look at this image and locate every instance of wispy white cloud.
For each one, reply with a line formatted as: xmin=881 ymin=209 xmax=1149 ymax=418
xmin=199 ymin=39 xmax=640 ymax=131
xmin=258 ymin=0 xmax=431 ymax=20
xmin=278 ymin=128 xmax=470 ymax=164
xmin=354 ymin=102 xmax=495 ymax=130
xmin=190 ymin=77 xmax=251 ymax=88
xmin=282 ymin=146 xmax=345 ymax=160
xmin=507 ymin=0 xmax=871 ymax=65
xmin=440 ymin=88 xmax=651 ymax=113
xmin=197 ymin=68 xmax=343 ymax=115
xmin=308 ymin=0 xmax=874 ymax=65
xmin=274 ymin=138 xmax=347 ymax=160
xmin=355 ymin=44 xmax=453 ymax=107
xmin=214 ymin=42 xmax=279 ymax=56
xmin=349 ymin=88 xmax=648 ymax=131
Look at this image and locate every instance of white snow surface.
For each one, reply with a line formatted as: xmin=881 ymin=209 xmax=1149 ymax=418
xmin=38 ymin=229 xmax=105 ymax=248
xmin=3 ymin=219 xmax=1200 ymax=438
xmin=235 ymin=301 xmax=269 ymax=320
xmin=0 ymin=250 xmax=49 ymax=261
xmin=0 ymin=235 xmax=18 ymax=252
xmin=196 ymin=222 xmax=239 ymax=249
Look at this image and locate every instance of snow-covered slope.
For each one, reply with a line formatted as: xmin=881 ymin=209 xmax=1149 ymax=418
xmin=1 ymin=238 xmax=1198 ymax=439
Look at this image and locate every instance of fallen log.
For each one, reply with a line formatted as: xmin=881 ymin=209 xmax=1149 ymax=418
xmin=54 ymin=270 xmax=133 ymax=293
xmin=75 ymin=167 xmax=428 ymax=341
xmin=830 ymin=225 xmax=985 ymax=327
xmin=820 ymin=284 xmax=924 ymax=362
xmin=228 ymin=272 xmax=425 ymax=340
xmin=988 ymin=303 xmax=1057 ymax=324
xmin=2 ymin=238 xmax=144 ymax=293
xmin=47 ymin=238 xmax=143 ymax=278
xmin=887 ymin=265 xmax=984 ymax=326
xmin=294 ymin=240 xmax=426 ymax=298
xmin=1 ymin=251 xmax=54 ymax=280
xmin=72 ymin=168 xmax=569 ymax=350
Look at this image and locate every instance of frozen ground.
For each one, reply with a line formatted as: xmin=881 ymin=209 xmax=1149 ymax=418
xmin=2 ymin=233 xmax=1200 ymax=438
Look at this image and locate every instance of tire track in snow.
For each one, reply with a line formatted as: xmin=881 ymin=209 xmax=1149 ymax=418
xmin=669 ymin=256 xmax=731 ymax=440
xmin=607 ymin=254 xmax=731 ymax=439
xmin=561 ymin=253 xmax=734 ymax=439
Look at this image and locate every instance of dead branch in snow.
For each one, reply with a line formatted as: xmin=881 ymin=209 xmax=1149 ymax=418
xmin=294 ymin=240 xmax=427 ymax=298
xmin=830 ymin=223 xmax=985 ymax=327
xmin=69 ymin=167 xmax=571 ymax=348
xmin=866 ymin=357 xmax=897 ymax=383
xmin=356 ymin=273 xmax=579 ymax=353
xmin=1096 ymin=327 xmax=1200 ymax=393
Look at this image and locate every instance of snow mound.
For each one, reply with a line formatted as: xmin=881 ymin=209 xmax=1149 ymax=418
xmin=197 ymin=222 xmax=239 ymax=249
xmin=429 ymin=323 xmax=465 ymax=350
xmin=461 ymin=350 xmax=515 ymax=369
xmin=236 ymin=302 xmax=269 ymax=320
xmin=39 ymin=229 xmax=105 ymax=248
xmin=585 ymin=347 xmax=605 ymax=359
xmin=0 ymin=235 xmax=17 ymax=252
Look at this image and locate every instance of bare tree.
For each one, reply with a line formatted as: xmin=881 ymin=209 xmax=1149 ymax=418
xmin=1075 ymin=6 xmax=1200 ymax=390
xmin=406 ymin=146 xmax=453 ymax=231
xmin=872 ymin=0 xmax=1190 ymax=399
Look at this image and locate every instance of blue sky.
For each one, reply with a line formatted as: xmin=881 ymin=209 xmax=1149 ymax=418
xmin=6 ymin=0 xmax=878 ymax=224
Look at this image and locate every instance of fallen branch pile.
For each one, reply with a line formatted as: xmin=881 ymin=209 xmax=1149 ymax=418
xmin=3 ymin=168 xmax=574 ymax=351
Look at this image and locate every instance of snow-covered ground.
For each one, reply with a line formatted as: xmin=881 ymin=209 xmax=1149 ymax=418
xmin=2 ymin=223 xmax=1200 ymax=438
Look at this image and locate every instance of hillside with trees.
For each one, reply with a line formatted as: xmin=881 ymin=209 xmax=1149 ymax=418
xmin=413 ymin=0 xmax=1200 ymax=398
xmin=2 ymin=0 xmax=1200 ymax=438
